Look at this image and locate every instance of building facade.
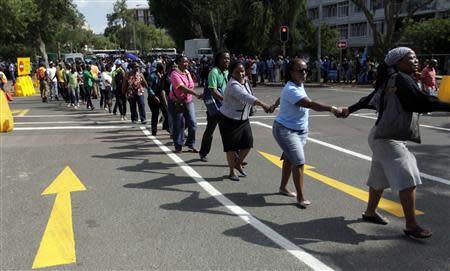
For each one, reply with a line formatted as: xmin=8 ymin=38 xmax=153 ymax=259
xmin=129 ymin=6 xmax=154 ymax=26
xmin=307 ymin=0 xmax=450 ymax=50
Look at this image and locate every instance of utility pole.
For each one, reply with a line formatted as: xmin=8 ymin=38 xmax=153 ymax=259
xmin=317 ymin=0 xmax=322 ymax=83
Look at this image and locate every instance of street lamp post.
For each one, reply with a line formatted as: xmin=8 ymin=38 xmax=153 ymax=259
xmin=317 ymin=0 xmax=322 ymax=83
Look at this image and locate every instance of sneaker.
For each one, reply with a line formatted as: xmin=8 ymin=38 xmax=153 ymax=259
xmin=74 ymin=105 xmax=79 ymax=109
xmin=120 ymin=116 xmax=124 ymax=121
xmin=141 ymin=121 xmax=147 ymax=125
xmin=199 ymin=155 xmax=208 ymax=162
xmin=87 ymin=106 xmax=91 ymax=110
xmin=123 ymin=116 xmax=127 ymax=120
xmin=91 ymin=107 xmax=95 ymax=111
xmin=132 ymin=120 xmax=137 ymax=124
xmin=104 ymin=107 xmax=108 ymax=111
xmin=67 ymin=103 xmax=72 ymax=107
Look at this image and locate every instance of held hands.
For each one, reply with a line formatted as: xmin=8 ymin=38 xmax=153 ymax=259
xmin=195 ymin=93 xmax=203 ymax=100
xmin=262 ymin=103 xmax=272 ymax=114
xmin=331 ymin=106 xmax=350 ymax=118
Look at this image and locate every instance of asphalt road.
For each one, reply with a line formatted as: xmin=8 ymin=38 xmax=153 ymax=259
xmin=1 ymin=85 xmax=449 ymax=270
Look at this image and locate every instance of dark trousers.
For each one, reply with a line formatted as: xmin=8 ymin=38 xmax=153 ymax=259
xmin=148 ymin=96 xmax=169 ymax=135
xmin=85 ymin=85 xmax=94 ymax=109
xmin=200 ymin=112 xmax=220 ymax=158
xmin=129 ymin=94 xmax=146 ymax=122
xmin=114 ymin=91 xmax=127 ymax=116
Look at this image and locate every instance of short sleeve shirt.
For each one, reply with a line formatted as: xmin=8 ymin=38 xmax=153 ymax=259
xmin=208 ymin=67 xmax=228 ymax=93
xmin=169 ymin=69 xmax=194 ymax=103
xmin=275 ymin=81 xmax=309 ymax=132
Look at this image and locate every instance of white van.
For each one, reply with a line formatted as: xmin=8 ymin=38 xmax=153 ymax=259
xmin=64 ymin=53 xmax=84 ymax=64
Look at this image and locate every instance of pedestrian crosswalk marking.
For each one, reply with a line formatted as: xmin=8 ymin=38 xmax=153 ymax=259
xmin=258 ymin=151 xmax=424 ymax=218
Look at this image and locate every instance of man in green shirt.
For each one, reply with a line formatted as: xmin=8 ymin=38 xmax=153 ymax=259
xmin=83 ymin=63 xmax=96 ymax=110
xmin=199 ymin=51 xmax=230 ymax=162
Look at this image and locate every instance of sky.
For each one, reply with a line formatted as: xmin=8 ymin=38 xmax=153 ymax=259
xmin=73 ymin=0 xmax=149 ymax=34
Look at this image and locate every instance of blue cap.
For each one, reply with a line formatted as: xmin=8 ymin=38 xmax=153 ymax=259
xmin=114 ymin=59 xmax=123 ymax=65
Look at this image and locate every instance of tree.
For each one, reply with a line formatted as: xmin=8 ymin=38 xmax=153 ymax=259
xmin=400 ymin=18 xmax=450 ymax=55
xmin=350 ymin=0 xmax=435 ymax=59
xmin=105 ymin=0 xmax=175 ymax=51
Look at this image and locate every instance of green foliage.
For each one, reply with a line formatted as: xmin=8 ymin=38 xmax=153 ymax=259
xmin=400 ymin=19 xmax=450 ymax=54
xmin=105 ymin=0 xmax=176 ymax=51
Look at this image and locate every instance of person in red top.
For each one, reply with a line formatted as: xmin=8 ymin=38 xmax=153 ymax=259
xmin=421 ymin=59 xmax=437 ymax=96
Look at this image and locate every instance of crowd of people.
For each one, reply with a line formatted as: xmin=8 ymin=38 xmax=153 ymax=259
xmin=4 ymin=46 xmax=450 ymax=240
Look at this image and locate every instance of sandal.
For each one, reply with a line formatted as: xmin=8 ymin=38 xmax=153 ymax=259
xmin=234 ymin=165 xmax=247 ymax=177
xmin=296 ymin=200 xmax=311 ymax=209
xmin=404 ymin=226 xmax=432 ymax=239
xmin=228 ymin=175 xmax=240 ymax=182
xmin=279 ymin=190 xmax=297 ymax=197
xmin=362 ymin=212 xmax=389 ymax=225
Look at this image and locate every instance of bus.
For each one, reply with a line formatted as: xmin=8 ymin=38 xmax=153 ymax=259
xmin=148 ymin=48 xmax=177 ymax=57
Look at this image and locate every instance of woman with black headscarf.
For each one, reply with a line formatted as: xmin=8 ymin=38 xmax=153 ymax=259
xmin=341 ymin=47 xmax=450 ymax=239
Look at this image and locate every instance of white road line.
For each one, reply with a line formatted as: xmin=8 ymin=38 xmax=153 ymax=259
xmin=14 ymin=126 xmax=134 ymax=130
xmin=139 ymin=126 xmax=333 ymax=271
xmin=252 ymin=121 xmax=450 ymax=186
xmin=352 ymin=114 xmax=450 ymax=132
xmin=15 ymin=120 xmax=127 ymax=125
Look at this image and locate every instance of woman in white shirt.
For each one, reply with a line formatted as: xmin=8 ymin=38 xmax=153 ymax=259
xmin=218 ymin=61 xmax=271 ymax=181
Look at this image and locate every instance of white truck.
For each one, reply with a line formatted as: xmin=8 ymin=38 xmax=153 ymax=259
xmin=184 ymin=39 xmax=213 ymax=59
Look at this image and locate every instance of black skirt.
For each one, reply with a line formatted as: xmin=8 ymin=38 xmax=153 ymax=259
xmin=218 ymin=113 xmax=253 ymax=152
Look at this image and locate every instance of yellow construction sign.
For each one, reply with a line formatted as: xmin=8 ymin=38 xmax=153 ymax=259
xmin=438 ymin=75 xmax=450 ymax=103
xmin=17 ymin=57 xmax=31 ymax=76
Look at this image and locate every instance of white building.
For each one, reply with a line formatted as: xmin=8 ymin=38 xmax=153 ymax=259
xmin=307 ymin=0 xmax=450 ymax=51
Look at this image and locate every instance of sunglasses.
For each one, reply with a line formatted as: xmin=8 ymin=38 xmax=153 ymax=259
xmin=294 ymin=68 xmax=308 ymax=73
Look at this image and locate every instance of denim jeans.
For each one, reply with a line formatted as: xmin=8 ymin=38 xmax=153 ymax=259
xmin=69 ymin=85 xmax=79 ymax=105
xmin=168 ymin=100 xmax=196 ymax=150
xmin=129 ymin=94 xmax=146 ymax=122
xmin=50 ymin=81 xmax=58 ymax=98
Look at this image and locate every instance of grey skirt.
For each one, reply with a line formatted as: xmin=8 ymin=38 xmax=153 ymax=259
xmin=367 ymin=126 xmax=422 ymax=193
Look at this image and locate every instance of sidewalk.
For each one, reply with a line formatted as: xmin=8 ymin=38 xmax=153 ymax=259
xmin=263 ymin=81 xmax=375 ymax=89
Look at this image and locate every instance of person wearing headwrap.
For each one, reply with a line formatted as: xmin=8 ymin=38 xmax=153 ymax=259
xmin=339 ymin=47 xmax=450 ymax=239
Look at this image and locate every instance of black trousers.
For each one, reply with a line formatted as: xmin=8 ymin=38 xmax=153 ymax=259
xmin=114 ymin=92 xmax=127 ymax=116
xmin=199 ymin=112 xmax=221 ymax=157
xmin=148 ymin=96 xmax=169 ymax=135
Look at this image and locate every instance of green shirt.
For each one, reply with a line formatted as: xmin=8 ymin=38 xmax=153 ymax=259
xmin=83 ymin=69 xmax=95 ymax=87
xmin=68 ymin=72 xmax=78 ymax=87
xmin=208 ymin=67 xmax=228 ymax=93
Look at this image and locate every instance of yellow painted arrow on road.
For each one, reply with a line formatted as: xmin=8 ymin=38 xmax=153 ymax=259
xmin=258 ymin=151 xmax=423 ymax=217
xmin=32 ymin=167 xmax=86 ymax=269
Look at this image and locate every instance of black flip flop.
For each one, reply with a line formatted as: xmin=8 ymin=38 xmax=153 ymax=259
xmin=362 ymin=213 xmax=389 ymax=225
xmin=404 ymin=227 xmax=432 ymax=239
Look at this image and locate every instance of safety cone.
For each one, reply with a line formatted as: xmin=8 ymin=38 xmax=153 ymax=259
xmin=438 ymin=76 xmax=450 ymax=103
xmin=0 ymin=91 xmax=14 ymax=132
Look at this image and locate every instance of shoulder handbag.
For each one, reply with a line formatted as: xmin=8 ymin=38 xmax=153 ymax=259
xmin=374 ymin=73 xmax=421 ymax=143
xmin=171 ymin=83 xmax=187 ymax=113
xmin=203 ymin=69 xmax=226 ymax=116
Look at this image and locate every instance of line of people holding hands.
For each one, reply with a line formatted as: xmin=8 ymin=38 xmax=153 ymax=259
xmin=177 ymin=47 xmax=450 ymax=239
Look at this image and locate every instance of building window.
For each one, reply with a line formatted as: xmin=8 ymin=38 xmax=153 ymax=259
xmin=324 ymin=4 xmax=337 ymax=18
xmin=336 ymin=24 xmax=349 ymax=39
xmin=370 ymin=0 xmax=384 ymax=10
xmin=350 ymin=22 xmax=367 ymax=37
xmin=375 ymin=21 xmax=384 ymax=34
xmin=353 ymin=2 xmax=362 ymax=13
xmin=337 ymin=1 xmax=349 ymax=17
xmin=308 ymin=7 xmax=319 ymax=20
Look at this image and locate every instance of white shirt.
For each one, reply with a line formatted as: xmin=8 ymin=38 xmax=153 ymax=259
xmin=47 ymin=67 xmax=57 ymax=82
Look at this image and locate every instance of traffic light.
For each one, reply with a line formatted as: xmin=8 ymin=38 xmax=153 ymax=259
xmin=280 ymin=25 xmax=289 ymax=42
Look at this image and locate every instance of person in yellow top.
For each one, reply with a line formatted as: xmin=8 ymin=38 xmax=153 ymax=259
xmin=0 ymin=65 xmax=8 ymax=91
xmin=56 ymin=63 xmax=68 ymax=101
xmin=91 ymin=63 xmax=99 ymax=99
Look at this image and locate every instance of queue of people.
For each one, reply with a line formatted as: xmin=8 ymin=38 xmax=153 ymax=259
xmin=28 ymin=47 xmax=450 ymax=240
